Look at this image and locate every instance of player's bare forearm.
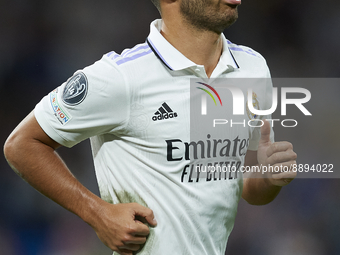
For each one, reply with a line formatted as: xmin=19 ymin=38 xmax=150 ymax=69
xmin=3 ymin=112 xmax=157 ymax=254
xmin=3 ymin=112 xmax=104 ymax=224
xmin=242 ymin=166 xmax=282 ymax=205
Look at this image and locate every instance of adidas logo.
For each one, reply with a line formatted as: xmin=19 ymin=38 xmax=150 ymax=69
xmin=152 ymin=102 xmax=178 ymax=121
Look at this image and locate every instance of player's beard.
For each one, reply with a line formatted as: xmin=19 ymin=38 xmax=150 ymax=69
xmin=180 ymin=0 xmax=238 ymax=34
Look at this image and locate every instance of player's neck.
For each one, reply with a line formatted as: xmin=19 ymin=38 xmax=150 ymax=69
xmin=161 ymin=16 xmax=223 ymax=78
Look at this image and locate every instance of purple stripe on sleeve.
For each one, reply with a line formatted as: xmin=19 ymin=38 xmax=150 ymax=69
xmin=107 ymin=51 xmax=115 ymax=57
xmin=107 ymin=51 xmax=121 ymax=60
xmin=245 ymin=49 xmax=257 ymax=56
xmin=230 ymin=47 xmax=259 ymax=57
xmin=116 ymin=49 xmax=153 ymax=65
xmin=229 ymin=47 xmax=244 ymax=52
xmin=122 ymin=44 xmax=150 ymax=57
xmin=112 ymin=54 xmax=120 ymax=60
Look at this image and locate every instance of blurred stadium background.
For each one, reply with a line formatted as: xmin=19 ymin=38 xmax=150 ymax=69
xmin=1 ymin=0 xmax=339 ymax=254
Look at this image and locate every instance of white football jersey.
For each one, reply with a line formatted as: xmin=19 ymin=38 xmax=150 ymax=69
xmin=34 ymin=19 xmax=274 ymax=255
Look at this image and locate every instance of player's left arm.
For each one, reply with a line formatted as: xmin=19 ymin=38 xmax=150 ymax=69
xmin=241 ymin=120 xmax=297 ymax=205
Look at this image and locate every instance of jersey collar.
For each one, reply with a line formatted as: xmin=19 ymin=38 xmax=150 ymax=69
xmin=146 ymin=19 xmax=239 ymax=72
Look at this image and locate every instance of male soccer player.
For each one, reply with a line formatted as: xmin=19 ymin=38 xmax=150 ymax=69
xmin=4 ymin=0 xmax=297 ymax=254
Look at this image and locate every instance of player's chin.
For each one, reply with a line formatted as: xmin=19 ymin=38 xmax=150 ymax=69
xmin=219 ymin=12 xmax=238 ymax=30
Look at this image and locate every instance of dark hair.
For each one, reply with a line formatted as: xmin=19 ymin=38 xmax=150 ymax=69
xmin=151 ymin=0 xmax=161 ymax=12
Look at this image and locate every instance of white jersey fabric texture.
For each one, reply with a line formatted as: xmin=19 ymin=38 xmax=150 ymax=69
xmin=34 ymin=19 xmax=274 ymax=255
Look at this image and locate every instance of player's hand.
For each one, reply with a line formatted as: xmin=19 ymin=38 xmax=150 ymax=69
xmin=257 ymin=120 xmax=297 ymax=186
xmin=90 ymin=202 xmax=157 ymax=255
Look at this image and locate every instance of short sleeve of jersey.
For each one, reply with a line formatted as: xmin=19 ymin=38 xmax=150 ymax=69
xmin=34 ymin=55 xmax=129 ymax=148
xmin=247 ymin=64 xmax=275 ymax=151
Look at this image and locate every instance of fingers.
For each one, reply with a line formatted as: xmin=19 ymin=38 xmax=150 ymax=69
xmin=112 ymin=221 xmax=148 ymax=255
xmin=272 ymin=169 xmax=297 ymax=180
xmin=124 ymin=223 xmax=150 ymax=239
xmin=266 ymin=147 xmax=297 ymax=165
xmin=262 ymin=141 xmax=297 ymax=185
xmin=271 ymin=165 xmax=297 ymax=186
xmin=133 ymin=221 xmax=151 ymax=237
xmin=119 ymin=243 xmax=142 ymax=252
xmin=263 ymin=140 xmax=296 ymax=167
xmin=125 ymin=235 xmax=147 ymax=245
xmin=115 ymin=223 xmax=148 ymax=255
xmin=258 ymin=129 xmax=297 ymax=187
xmin=93 ymin=202 xmax=156 ymax=254
xmin=116 ymin=248 xmax=134 ymax=255
xmin=266 ymin=141 xmax=294 ymax=158
xmin=131 ymin=203 xmax=157 ymax=227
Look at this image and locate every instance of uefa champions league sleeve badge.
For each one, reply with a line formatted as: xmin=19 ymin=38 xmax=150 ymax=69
xmin=62 ymin=72 xmax=88 ymax=106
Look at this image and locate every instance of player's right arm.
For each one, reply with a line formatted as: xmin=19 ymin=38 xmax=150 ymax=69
xmin=3 ymin=111 xmax=157 ymax=255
